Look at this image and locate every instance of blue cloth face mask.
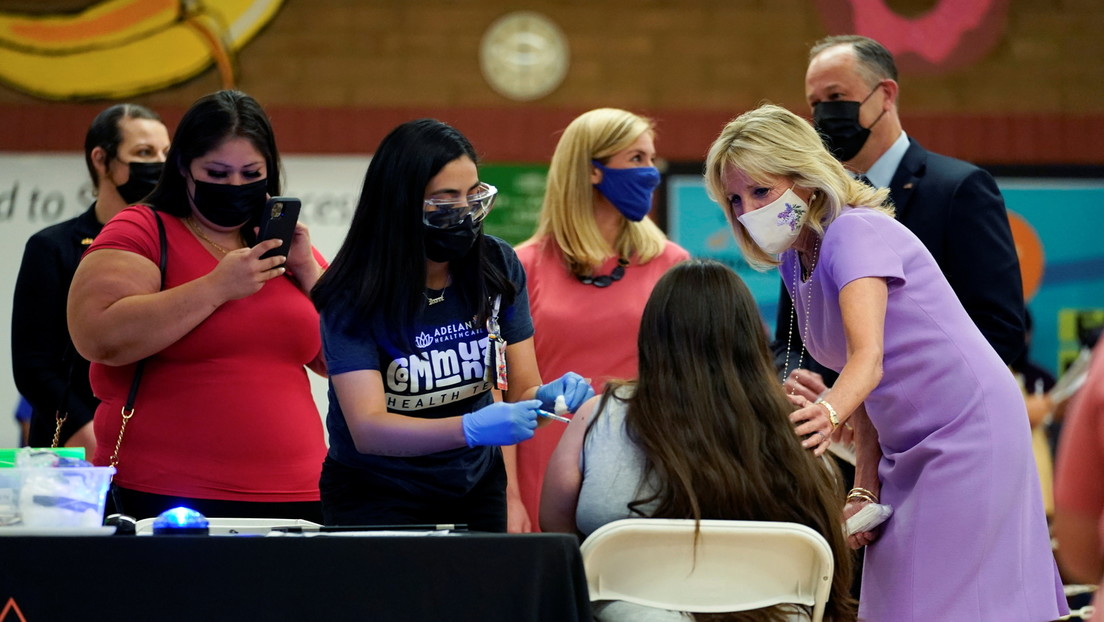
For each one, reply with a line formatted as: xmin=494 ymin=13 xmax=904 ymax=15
xmin=592 ymin=160 xmax=661 ymax=222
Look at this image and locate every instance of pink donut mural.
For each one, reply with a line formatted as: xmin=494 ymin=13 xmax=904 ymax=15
xmin=814 ymin=0 xmax=1010 ymax=74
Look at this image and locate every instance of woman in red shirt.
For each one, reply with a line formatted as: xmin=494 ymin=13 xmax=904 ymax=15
xmin=68 ymin=90 xmax=327 ymax=521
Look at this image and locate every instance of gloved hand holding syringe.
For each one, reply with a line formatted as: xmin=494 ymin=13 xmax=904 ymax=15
xmin=535 ymin=373 xmax=594 ymax=424
xmin=538 ymin=395 xmax=572 ymax=423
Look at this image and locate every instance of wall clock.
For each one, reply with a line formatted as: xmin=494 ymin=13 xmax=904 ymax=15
xmin=480 ymin=11 xmax=569 ymax=101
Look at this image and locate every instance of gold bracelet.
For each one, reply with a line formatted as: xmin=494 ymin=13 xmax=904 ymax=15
xmin=815 ymin=398 xmax=840 ymax=428
xmin=847 ymin=492 xmax=876 ymax=504
xmin=847 ymin=487 xmax=879 ymax=504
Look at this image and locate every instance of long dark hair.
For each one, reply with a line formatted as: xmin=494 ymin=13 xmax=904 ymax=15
xmin=143 ymin=90 xmax=281 ymax=241
xmin=600 ymin=259 xmax=856 ymax=622
xmin=84 ymin=103 xmax=163 ymax=187
xmin=312 ymin=118 xmax=514 ymax=350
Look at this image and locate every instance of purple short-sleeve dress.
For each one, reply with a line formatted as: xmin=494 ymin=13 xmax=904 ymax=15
xmin=781 ymin=208 xmax=1066 ymax=621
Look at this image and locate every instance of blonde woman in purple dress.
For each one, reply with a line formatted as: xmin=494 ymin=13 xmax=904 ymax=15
xmin=704 ymin=104 xmax=1067 ymax=622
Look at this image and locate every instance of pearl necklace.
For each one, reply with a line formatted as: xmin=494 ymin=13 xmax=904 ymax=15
xmin=782 ymin=235 xmax=821 ymax=393
xmin=186 ymin=217 xmax=238 ymax=255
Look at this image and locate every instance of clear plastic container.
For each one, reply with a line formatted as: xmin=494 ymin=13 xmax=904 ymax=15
xmin=0 ymin=466 xmax=114 ymax=528
xmin=0 ymin=447 xmax=86 ymax=468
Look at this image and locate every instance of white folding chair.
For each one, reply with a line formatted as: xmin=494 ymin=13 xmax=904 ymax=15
xmin=580 ymin=518 xmax=835 ymax=622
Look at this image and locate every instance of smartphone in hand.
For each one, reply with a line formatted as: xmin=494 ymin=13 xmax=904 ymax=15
xmin=257 ymin=196 xmax=301 ymax=264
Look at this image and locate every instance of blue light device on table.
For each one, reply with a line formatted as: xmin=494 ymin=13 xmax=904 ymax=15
xmin=152 ymin=507 xmax=209 ymax=535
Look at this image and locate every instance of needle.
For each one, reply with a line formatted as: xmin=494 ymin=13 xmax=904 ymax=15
xmin=537 ymin=409 xmax=571 ymax=423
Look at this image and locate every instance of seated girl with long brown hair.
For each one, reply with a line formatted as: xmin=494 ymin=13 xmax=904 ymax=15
xmin=540 ymin=259 xmax=856 ymax=622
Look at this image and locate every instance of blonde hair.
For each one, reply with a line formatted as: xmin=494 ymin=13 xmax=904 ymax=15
xmin=704 ymin=103 xmax=893 ymax=270
xmin=526 ymin=108 xmax=668 ymax=275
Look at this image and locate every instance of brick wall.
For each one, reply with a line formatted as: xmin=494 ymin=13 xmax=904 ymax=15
xmin=1 ymin=0 xmax=1102 ymax=165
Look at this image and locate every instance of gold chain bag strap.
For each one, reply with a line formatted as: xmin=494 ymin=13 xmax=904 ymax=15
xmin=49 ymin=346 xmax=77 ymax=448
xmin=108 ymin=209 xmax=167 ymax=468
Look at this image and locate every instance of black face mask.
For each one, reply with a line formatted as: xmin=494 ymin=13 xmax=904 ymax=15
xmin=115 ymin=161 xmax=164 ymax=204
xmin=190 ymin=177 xmax=268 ymax=228
xmin=812 ymin=86 xmax=886 ymax=162
xmin=424 ymin=217 xmax=478 ymax=263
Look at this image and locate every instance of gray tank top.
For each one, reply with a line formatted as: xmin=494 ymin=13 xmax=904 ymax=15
xmin=576 ymin=388 xmax=659 ymax=537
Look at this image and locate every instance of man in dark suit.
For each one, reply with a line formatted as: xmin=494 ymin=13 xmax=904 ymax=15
xmin=775 ymin=35 xmax=1025 ymax=387
xmin=11 ymin=103 xmax=168 ymax=452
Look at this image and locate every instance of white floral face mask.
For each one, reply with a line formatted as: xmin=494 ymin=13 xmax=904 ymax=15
xmin=737 ymin=187 xmax=808 ymax=255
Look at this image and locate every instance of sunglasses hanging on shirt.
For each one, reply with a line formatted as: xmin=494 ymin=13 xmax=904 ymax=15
xmin=576 ymin=257 xmax=629 ymax=288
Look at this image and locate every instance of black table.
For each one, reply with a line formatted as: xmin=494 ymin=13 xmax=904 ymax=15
xmin=0 ymin=532 xmax=592 ymax=621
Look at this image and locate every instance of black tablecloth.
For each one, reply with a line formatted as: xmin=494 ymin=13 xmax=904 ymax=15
xmin=0 ymin=532 xmax=592 ymax=621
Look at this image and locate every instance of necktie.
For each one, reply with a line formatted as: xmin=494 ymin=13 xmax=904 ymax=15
xmin=856 ymin=174 xmax=875 ymax=188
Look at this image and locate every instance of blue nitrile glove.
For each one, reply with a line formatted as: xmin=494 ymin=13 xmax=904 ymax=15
xmin=461 ymin=400 xmax=541 ymax=447
xmin=535 ymin=372 xmax=595 ymax=413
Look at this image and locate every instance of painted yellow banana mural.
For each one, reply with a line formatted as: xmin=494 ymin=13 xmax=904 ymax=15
xmin=0 ymin=0 xmax=283 ymax=100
